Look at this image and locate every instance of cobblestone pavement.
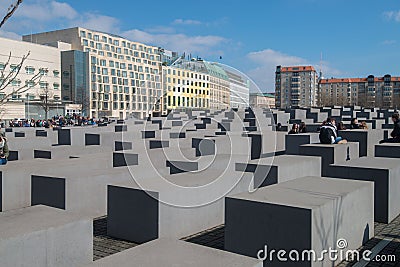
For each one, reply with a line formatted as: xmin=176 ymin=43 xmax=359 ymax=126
xmin=93 ymin=217 xmax=138 ymax=261
xmin=183 ymin=216 xmax=400 ymax=266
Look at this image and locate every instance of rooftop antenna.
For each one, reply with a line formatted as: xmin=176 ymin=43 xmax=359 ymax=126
xmin=319 ymin=52 xmax=323 ymax=80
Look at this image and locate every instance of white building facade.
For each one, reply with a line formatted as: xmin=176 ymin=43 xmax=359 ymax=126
xmin=0 ymin=37 xmax=67 ymax=119
xmin=24 ymin=27 xmax=163 ymax=119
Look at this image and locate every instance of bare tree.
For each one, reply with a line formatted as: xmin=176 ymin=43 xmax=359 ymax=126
xmin=77 ymin=86 xmax=90 ymax=117
xmin=36 ymin=85 xmax=55 ymax=120
xmin=0 ymin=0 xmax=23 ymax=29
xmin=318 ymin=91 xmax=331 ymax=107
xmin=0 ymin=51 xmax=42 ymax=106
xmin=336 ymin=94 xmax=348 ymax=106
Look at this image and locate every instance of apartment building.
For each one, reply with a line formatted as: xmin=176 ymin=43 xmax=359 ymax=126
xmin=319 ymin=74 xmax=400 ymax=108
xmin=24 ymin=27 xmax=163 ymax=119
xmin=0 ymin=37 xmax=68 ymax=119
xmin=275 ymin=65 xmax=318 ymax=108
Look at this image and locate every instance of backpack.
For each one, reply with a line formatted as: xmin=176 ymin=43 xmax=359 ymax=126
xmin=319 ymin=126 xmax=333 ymax=144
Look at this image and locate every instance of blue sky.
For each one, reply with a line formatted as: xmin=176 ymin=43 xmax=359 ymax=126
xmin=1 ymin=0 xmax=399 ymax=92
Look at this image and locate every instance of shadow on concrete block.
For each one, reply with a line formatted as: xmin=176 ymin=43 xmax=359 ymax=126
xmin=113 ymin=152 xmax=139 ymax=167
xmin=31 ymin=175 xmax=65 ymax=210
xmin=107 ymin=185 xmax=159 ymax=243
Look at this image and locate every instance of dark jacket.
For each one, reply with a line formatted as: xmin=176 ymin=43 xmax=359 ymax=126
xmin=319 ymin=123 xmax=337 ymax=144
xmin=350 ymin=123 xmax=360 ymax=129
xmin=391 ymin=120 xmax=400 ymax=138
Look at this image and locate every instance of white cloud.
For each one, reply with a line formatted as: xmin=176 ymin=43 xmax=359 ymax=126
xmin=0 ymin=30 xmax=21 ymax=40
xmin=383 ymin=10 xmax=400 ymax=22
xmin=15 ymin=0 xmax=78 ymax=21
xmin=122 ymin=29 xmax=227 ymax=56
xmin=72 ymin=13 xmax=120 ymax=33
xmin=172 ymin=19 xmax=202 ymax=25
xmin=246 ymin=49 xmax=308 ymax=91
xmin=381 ymin=40 xmax=396 ymax=45
xmin=145 ymin=26 xmax=176 ymax=34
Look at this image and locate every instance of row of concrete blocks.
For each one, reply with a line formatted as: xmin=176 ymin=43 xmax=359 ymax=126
xmin=0 ymin=146 xmax=396 ymax=266
xmin=0 ymin=157 xmax=373 ymax=266
xmin=0 ymin=204 xmax=262 ymax=267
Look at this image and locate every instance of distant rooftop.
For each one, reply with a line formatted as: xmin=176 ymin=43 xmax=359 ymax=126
xmin=250 ymin=92 xmax=275 ymax=98
xmin=279 ymin=66 xmax=316 ymax=72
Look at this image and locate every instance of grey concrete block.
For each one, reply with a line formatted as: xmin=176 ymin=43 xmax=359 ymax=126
xmin=36 ymin=130 xmax=47 ymax=137
xmin=299 ymin=142 xmax=359 ymax=176
xmin=327 ymin=157 xmax=400 ymax=223
xmin=375 ymin=143 xmax=400 ymax=158
xmin=172 ymin=120 xmax=183 ymax=127
xmin=85 ymin=133 xmax=100 ymax=146
xmin=107 ymin=185 xmax=159 ymax=243
xmin=338 ymin=130 xmax=383 ymax=157
xmin=192 ymin=138 xmax=215 ymax=156
xmin=58 ymin=129 xmax=71 ymax=145
xmin=236 ymin=155 xmax=321 ymax=189
xmin=142 ymin=130 xmax=156 ymax=139
xmin=113 ymin=152 xmax=139 ymax=167
xmin=149 ymin=140 xmax=169 ymax=149
xmin=34 ymin=150 xmax=52 ymax=159
xmin=31 ymin=175 xmax=66 ymax=210
xmin=115 ymin=125 xmax=127 ymax=132
xmin=0 ymin=205 xmax=92 ymax=267
xmin=14 ymin=132 xmax=25 ymax=137
xmin=166 ymin=161 xmax=198 ymax=174
xmin=285 ymin=133 xmax=320 ymax=155
xmin=225 ymin=176 xmax=374 ymax=267
xmin=115 ymin=141 xmax=133 ymax=151
xmin=170 ymin=132 xmax=186 ymax=139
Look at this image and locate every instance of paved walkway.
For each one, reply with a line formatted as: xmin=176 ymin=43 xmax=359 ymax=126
xmin=93 ymin=216 xmax=400 ymax=265
xmin=93 ymin=217 xmax=137 ymax=261
xmin=183 ymin=217 xmax=400 ymax=266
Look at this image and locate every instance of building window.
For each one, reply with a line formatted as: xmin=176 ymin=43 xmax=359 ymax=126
xmin=10 ymin=64 xmax=20 ymax=73
xmin=39 ymin=68 xmax=48 ymax=76
xmin=53 ymin=83 xmax=60 ymax=90
xmin=53 ymin=70 xmax=60 ymax=77
xmin=11 ymin=79 xmax=21 ymax=87
xmin=39 ymin=81 xmax=48 ymax=89
xmin=25 ymin=66 xmax=35 ymax=74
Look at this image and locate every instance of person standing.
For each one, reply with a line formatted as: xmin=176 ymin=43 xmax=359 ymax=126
xmin=0 ymin=134 xmax=9 ymax=165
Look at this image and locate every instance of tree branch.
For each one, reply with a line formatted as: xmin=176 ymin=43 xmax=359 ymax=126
xmin=0 ymin=0 xmax=23 ymax=29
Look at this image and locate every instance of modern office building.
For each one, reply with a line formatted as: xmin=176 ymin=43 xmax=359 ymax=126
xmin=223 ymin=69 xmax=249 ymax=109
xmin=61 ymin=50 xmax=90 ymax=116
xmin=249 ymin=92 xmax=275 ymax=108
xmin=23 ymin=27 xmax=163 ymax=119
xmin=275 ymin=65 xmax=318 ymax=108
xmin=0 ymin=36 xmax=68 ymax=119
xmin=319 ymin=75 xmax=400 ymax=108
xmin=204 ymin=61 xmax=230 ymax=110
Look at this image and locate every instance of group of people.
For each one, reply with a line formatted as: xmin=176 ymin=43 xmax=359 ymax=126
xmin=288 ymin=122 xmax=307 ymax=134
xmin=287 ymin=113 xmax=400 ymax=145
xmin=8 ymin=115 xmax=99 ymax=128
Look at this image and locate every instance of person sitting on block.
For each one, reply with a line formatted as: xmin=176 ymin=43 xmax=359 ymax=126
xmin=319 ymin=118 xmax=347 ymax=144
xmin=380 ymin=113 xmax=400 ymax=144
